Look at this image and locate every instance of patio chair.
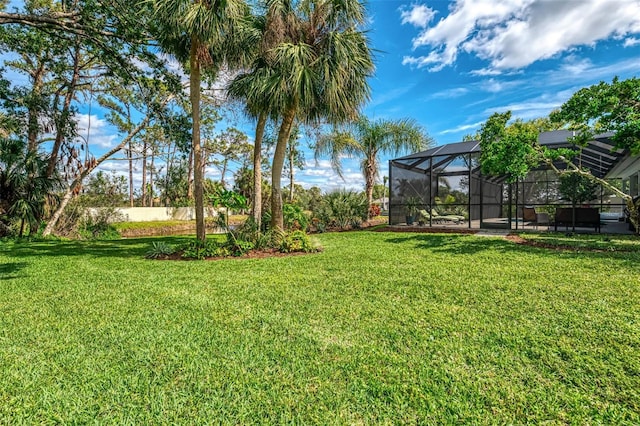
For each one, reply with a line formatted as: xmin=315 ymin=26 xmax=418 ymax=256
xmin=430 ymin=209 xmax=465 ymax=224
xmin=523 ymin=206 xmax=549 ymax=230
xmin=419 ymin=209 xmax=466 ymax=224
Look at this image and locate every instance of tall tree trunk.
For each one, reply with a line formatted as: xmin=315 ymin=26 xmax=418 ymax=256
xmin=128 ymin=140 xmax=134 ymax=207
xmin=271 ymin=105 xmax=296 ymax=230
xmin=288 ymin=147 xmax=294 ymax=203
xmin=187 ymin=148 xmax=194 ymax=199
xmin=47 ymin=42 xmax=81 ymax=178
xmin=190 ymin=37 xmax=206 ymax=241
xmin=149 ymin=150 xmax=155 ymax=207
xmin=365 ymin=158 xmax=376 ymax=219
xmin=252 ymin=112 xmax=266 ymax=228
xmin=141 ymin=137 xmax=147 ymax=206
xmin=221 ymin=159 xmax=228 ymax=189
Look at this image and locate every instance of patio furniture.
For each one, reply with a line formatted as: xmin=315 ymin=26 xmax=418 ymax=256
xmin=523 ymin=206 xmax=549 ymax=230
xmin=554 ymin=207 xmax=601 ymax=232
xmin=419 ymin=209 xmax=465 ymax=224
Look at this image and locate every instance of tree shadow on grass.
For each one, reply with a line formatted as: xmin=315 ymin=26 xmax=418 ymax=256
xmin=2 ymin=236 xmax=196 ymax=260
xmin=0 ymin=262 xmax=28 ymax=280
xmin=383 ymin=233 xmax=640 ymax=265
xmin=384 ymin=234 xmax=517 ymax=255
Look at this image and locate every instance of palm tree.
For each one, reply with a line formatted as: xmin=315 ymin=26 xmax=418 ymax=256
xmin=0 ymin=138 xmax=60 ymax=236
xmin=227 ymin=13 xmax=275 ymax=229
xmin=315 ymin=115 xmax=432 ymax=217
xmin=149 ymin=0 xmax=250 ymax=241
xmin=271 ymin=0 xmax=375 ymax=230
xmin=231 ymin=0 xmax=374 ymax=230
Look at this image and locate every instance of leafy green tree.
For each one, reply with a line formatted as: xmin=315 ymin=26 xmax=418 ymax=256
xmin=205 ymin=127 xmax=252 ymax=188
xmin=479 ymin=110 xmax=639 ymax=234
xmin=81 ymin=170 xmax=128 ymax=207
xmin=550 ymin=77 xmax=640 ymax=233
xmin=558 ymin=171 xmax=599 ymax=231
xmin=315 ymin=115 xmax=431 ymax=217
xmin=226 ymin=11 xmax=273 ymax=229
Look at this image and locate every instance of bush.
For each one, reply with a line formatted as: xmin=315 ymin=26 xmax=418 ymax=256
xmin=179 ymin=240 xmax=226 ymax=260
xmin=223 ymin=238 xmax=254 ymax=257
xmin=145 ymin=241 xmax=175 ymax=259
xmin=312 ymin=190 xmax=368 ymax=230
xmin=279 ymin=230 xmax=315 ymax=253
xmin=369 ymin=204 xmax=381 ymax=217
xmin=283 ymin=203 xmax=309 ymax=230
xmin=78 ymin=207 xmax=124 ymax=240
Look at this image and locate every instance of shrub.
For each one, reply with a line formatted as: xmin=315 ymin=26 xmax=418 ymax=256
xmin=223 ymin=238 xmax=254 ymax=256
xmin=369 ymin=204 xmax=381 ymax=217
xmin=179 ymin=240 xmax=225 ymax=260
xmin=145 ymin=241 xmax=175 ymax=259
xmin=313 ymin=190 xmax=368 ymax=230
xmin=78 ymin=207 xmax=124 ymax=240
xmin=283 ymin=203 xmax=309 ymax=230
xmin=279 ymin=230 xmax=315 ymax=253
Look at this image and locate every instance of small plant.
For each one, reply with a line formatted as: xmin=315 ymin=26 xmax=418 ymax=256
xmin=404 ymin=196 xmax=421 ymax=217
xmin=145 ymin=241 xmax=175 ymax=259
xmin=283 ymin=203 xmax=309 ymax=230
xmin=223 ymin=238 xmax=254 ymax=256
xmin=179 ymin=240 xmax=222 ymax=260
xmin=312 ymin=190 xmax=368 ymax=230
xmin=78 ymin=207 xmax=124 ymax=240
xmin=279 ymin=230 xmax=315 ymax=253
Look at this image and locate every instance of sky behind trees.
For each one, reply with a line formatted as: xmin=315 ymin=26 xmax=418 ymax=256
xmin=4 ymin=0 xmax=640 ymax=194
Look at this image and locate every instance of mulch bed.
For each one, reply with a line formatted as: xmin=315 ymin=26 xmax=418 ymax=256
xmin=154 ymin=248 xmax=322 ymax=261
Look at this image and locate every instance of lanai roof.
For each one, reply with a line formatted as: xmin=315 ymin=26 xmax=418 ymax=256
xmin=392 ymin=130 xmax=627 ymax=178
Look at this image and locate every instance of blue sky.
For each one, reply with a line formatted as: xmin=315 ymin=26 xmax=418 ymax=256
xmin=4 ymin=0 xmax=640 ymax=195
xmin=297 ymin=0 xmax=640 ymax=191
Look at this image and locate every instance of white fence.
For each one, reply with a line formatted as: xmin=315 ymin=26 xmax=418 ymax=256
xmin=87 ymin=207 xmax=221 ymax=222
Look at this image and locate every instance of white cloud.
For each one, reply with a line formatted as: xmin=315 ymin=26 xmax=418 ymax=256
xmin=400 ymin=4 xmax=436 ymax=28
xmin=297 ymin=159 xmax=365 ymax=191
xmin=429 ymin=87 xmax=469 ymax=99
xmin=403 ymin=0 xmax=640 ymax=72
xmin=74 ymin=113 xmax=119 ymax=150
xmin=440 ymin=121 xmax=484 ymax=135
xmin=623 ymin=37 xmax=640 ymax=47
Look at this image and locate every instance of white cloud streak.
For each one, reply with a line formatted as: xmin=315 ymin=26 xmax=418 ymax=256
xmin=401 ymin=0 xmax=640 ymax=72
xmin=400 ymin=4 xmax=436 ymax=28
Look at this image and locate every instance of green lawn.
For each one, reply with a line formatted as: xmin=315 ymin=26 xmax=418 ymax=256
xmin=1 ymin=232 xmax=639 ymax=423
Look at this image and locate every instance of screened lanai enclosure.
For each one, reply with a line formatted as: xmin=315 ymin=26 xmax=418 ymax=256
xmin=389 ymin=130 xmax=631 ymax=231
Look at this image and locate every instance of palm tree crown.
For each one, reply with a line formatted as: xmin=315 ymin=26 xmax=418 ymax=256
xmin=230 ymin=0 xmax=374 ymax=230
xmin=315 ymin=115 xmax=432 ymax=216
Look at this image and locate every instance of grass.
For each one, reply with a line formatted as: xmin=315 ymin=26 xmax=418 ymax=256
xmin=518 ymin=232 xmax=640 ymax=251
xmin=1 ymin=232 xmax=639 ymax=423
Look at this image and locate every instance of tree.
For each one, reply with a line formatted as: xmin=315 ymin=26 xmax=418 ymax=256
xmin=550 ymin=77 xmax=640 ymax=233
xmin=558 ymin=171 xmax=599 ymax=232
xmin=204 ymin=127 xmax=252 ymax=188
xmin=231 ymin=0 xmax=374 ymax=230
xmin=149 ymin=0 xmax=250 ymax=241
xmin=2 ymin=0 xmax=176 ymax=234
xmin=0 ymin=138 xmax=60 ymax=236
xmin=479 ymin=110 xmax=639 ymax=234
xmin=315 ymin=115 xmax=431 ymax=217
